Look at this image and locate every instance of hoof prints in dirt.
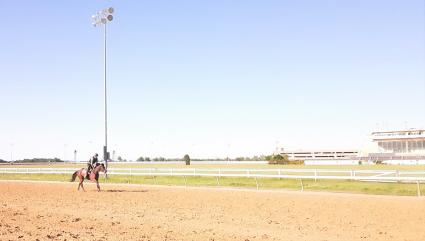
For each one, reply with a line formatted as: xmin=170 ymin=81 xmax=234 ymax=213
xmin=45 ymin=231 xmax=79 ymax=240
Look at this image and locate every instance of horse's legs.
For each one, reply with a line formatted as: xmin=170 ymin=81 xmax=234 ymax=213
xmin=77 ymin=176 xmax=82 ymax=190
xmin=96 ymin=179 xmax=100 ymax=192
xmin=78 ymin=176 xmax=86 ymax=192
xmin=81 ymin=180 xmax=86 ymax=192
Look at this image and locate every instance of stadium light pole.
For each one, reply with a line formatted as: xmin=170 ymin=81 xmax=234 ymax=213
xmin=92 ymin=7 xmax=114 ymax=174
xmin=74 ymin=150 xmax=77 ymax=164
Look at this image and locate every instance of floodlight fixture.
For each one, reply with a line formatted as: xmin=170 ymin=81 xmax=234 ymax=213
xmin=92 ymin=7 xmax=114 ymax=27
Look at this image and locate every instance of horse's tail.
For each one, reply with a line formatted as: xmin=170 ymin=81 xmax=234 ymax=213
xmin=70 ymin=171 xmax=78 ymax=182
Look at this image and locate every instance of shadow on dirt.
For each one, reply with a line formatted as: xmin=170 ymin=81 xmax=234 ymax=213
xmin=104 ymin=189 xmax=148 ymax=193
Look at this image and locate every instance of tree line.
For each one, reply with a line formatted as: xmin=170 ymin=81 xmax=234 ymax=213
xmin=125 ymin=155 xmax=269 ymax=163
xmin=6 ymin=158 xmax=63 ymax=163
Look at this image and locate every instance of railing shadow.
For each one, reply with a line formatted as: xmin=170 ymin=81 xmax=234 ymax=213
xmin=104 ymin=189 xmax=148 ymax=193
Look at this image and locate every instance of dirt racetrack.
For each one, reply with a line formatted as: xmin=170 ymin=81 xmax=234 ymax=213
xmin=0 ymin=181 xmax=424 ymax=241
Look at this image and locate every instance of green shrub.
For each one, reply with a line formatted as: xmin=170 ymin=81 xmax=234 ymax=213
xmin=183 ymin=154 xmax=190 ymax=165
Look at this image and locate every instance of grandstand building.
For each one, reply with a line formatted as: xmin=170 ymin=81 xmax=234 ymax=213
xmin=371 ymin=129 xmax=425 ymax=155
xmin=281 ymin=149 xmax=358 ymax=160
xmin=279 ymin=128 xmax=425 ymax=164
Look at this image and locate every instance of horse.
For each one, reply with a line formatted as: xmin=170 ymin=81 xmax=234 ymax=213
xmin=70 ymin=163 xmax=107 ymax=192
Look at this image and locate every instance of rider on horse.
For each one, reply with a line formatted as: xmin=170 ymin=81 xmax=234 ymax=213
xmin=72 ymin=156 xmax=106 ymax=192
xmin=87 ymin=153 xmax=99 ymax=175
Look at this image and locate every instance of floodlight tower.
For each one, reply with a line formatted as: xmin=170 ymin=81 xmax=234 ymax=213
xmin=92 ymin=7 xmax=114 ymax=173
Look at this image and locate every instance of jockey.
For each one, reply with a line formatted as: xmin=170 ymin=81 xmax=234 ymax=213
xmin=87 ymin=153 xmax=99 ymax=174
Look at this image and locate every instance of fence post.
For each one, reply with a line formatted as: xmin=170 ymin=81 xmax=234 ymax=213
xmin=129 ymin=168 xmax=132 ymax=184
xmin=314 ymin=169 xmax=317 ymax=182
xmin=184 ymin=175 xmax=187 ymax=187
xmin=300 ymin=179 xmax=304 ymax=191
xmin=417 ymin=181 xmax=421 ymax=197
xmin=278 ymin=169 xmax=281 ymax=180
xmin=255 ymin=177 xmax=259 ymax=190
xmin=396 ymin=170 xmax=400 ymax=183
xmin=216 ymin=176 xmax=220 ymax=186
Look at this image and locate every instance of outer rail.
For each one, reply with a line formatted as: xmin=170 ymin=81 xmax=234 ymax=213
xmin=1 ymin=168 xmax=424 ymax=195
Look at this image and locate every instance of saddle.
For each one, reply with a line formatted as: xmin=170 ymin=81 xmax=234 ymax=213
xmin=86 ymin=163 xmax=98 ymax=179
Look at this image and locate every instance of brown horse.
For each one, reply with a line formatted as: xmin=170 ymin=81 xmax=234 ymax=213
xmin=70 ymin=163 xmax=107 ymax=192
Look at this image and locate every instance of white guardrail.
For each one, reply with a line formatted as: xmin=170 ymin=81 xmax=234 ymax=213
xmin=1 ymin=167 xmax=424 ymax=195
xmin=1 ymin=167 xmax=425 ymax=182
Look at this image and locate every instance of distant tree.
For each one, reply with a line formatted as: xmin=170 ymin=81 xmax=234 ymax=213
xmin=136 ymin=156 xmax=145 ymax=162
xmin=117 ymin=156 xmax=123 ymax=162
xmin=152 ymin=157 xmax=165 ymax=162
xmin=145 ymin=157 xmax=151 ymax=162
xmin=183 ymin=154 xmax=190 ymax=165
xmin=15 ymin=158 xmax=63 ymax=163
xmin=266 ymin=154 xmax=289 ymax=165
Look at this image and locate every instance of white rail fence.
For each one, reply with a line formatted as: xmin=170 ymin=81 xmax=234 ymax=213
xmin=1 ymin=168 xmax=425 ymax=196
xmin=1 ymin=167 xmax=425 ymax=182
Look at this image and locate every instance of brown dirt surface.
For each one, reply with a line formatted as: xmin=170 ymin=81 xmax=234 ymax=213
xmin=0 ymin=181 xmax=424 ymax=241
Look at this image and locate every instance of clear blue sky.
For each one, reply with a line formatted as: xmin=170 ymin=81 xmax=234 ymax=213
xmin=1 ymin=0 xmax=424 ymax=161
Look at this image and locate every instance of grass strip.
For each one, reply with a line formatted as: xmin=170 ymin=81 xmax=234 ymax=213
xmin=0 ymin=173 xmax=424 ymax=196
